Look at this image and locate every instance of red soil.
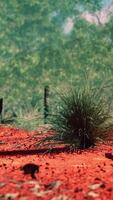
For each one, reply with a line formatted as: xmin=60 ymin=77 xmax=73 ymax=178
xmin=0 ymin=125 xmax=113 ymax=200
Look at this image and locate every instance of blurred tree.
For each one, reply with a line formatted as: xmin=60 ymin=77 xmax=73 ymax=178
xmin=1 ymin=0 xmax=113 ymax=113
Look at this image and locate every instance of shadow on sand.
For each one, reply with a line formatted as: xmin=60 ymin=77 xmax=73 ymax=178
xmin=0 ymin=146 xmax=77 ymax=156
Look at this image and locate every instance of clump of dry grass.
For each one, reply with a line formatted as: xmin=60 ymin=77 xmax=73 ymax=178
xmin=43 ymin=84 xmax=113 ymax=149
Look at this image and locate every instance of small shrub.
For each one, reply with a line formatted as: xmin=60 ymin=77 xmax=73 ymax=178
xmin=47 ymin=84 xmax=113 ymax=149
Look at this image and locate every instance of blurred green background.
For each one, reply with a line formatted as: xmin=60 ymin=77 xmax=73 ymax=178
xmin=0 ymin=0 xmax=113 ymax=130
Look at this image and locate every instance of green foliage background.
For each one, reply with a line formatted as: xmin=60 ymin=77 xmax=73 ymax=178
xmin=0 ymin=0 xmax=113 ymax=129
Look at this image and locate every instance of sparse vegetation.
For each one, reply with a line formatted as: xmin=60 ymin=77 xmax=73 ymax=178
xmin=1 ymin=0 xmax=113 ymax=136
xmin=13 ymin=105 xmax=43 ymax=131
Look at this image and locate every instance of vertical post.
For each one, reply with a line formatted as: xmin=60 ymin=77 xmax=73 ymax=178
xmin=44 ymin=86 xmax=49 ymax=124
xmin=0 ymin=98 xmax=3 ymax=123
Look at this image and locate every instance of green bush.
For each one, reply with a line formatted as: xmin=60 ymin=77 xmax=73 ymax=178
xmin=47 ymin=84 xmax=113 ymax=149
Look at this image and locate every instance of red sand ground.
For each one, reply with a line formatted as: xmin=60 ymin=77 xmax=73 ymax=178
xmin=0 ymin=126 xmax=113 ymax=200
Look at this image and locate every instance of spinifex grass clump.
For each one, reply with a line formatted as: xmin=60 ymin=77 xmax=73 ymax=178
xmin=47 ymin=85 xmax=113 ymax=149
